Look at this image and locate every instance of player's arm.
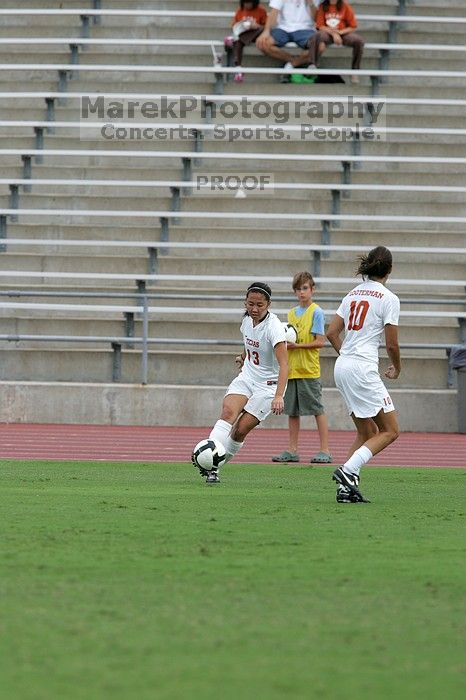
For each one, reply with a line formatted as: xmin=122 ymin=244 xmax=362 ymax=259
xmin=384 ymin=324 xmax=401 ymax=379
xmin=271 ymin=341 xmax=288 ymax=415
xmin=326 ymin=314 xmax=345 ymax=354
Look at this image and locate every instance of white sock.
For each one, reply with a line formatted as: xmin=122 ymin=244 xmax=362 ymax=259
xmin=343 ymin=445 xmax=373 ymax=477
xmin=209 ymin=419 xmax=232 ymax=448
xmin=224 ymin=436 xmax=244 ymax=464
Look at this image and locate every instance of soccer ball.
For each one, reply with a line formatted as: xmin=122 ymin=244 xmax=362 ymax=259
xmin=192 ymin=439 xmax=227 ymax=471
xmin=283 ymin=322 xmax=297 ymax=343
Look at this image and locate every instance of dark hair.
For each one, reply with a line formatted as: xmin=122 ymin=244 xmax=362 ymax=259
xmin=356 ymin=246 xmax=393 ymax=279
xmin=240 ymin=0 xmax=260 ymax=9
xmin=246 ymin=281 xmax=272 ymax=300
xmin=292 ymin=271 xmax=315 ymax=291
xmin=322 ymin=0 xmax=344 ymax=11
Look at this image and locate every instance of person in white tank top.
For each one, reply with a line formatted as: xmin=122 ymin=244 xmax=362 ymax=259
xmin=326 ymin=246 xmax=401 ymax=503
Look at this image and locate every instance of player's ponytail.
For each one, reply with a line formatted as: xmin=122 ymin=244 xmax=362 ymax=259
xmin=356 ymin=246 xmax=393 ymax=280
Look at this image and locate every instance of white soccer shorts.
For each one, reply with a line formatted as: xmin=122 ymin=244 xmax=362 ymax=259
xmin=225 ymin=375 xmax=277 ymax=422
xmin=334 ymin=355 xmax=395 ymax=418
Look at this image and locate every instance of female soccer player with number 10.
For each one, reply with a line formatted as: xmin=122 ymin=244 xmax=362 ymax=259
xmin=326 ymin=246 xmax=401 ymax=503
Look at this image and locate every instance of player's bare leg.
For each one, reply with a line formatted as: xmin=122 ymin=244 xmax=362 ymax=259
xmin=347 ymin=414 xmax=379 ymax=458
xmin=366 ymin=409 xmax=399 ymax=455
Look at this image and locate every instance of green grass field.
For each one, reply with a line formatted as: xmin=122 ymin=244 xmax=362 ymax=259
xmin=0 ymin=460 xmax=465 ymax=700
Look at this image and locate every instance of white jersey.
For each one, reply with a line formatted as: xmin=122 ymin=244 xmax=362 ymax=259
xmin=240 ymin=311 xmax=286 ymax=383
xmin=269 ymin=0 xmax=317 ymax=32
xmin=336 ymin=280 xmax=400 ymax=365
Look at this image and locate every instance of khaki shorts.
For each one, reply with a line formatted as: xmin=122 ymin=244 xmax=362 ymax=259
xmin=284 ymin=378 xmax=324 ymax=417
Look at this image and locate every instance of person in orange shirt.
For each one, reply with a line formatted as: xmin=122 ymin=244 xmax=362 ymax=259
xmin=226 ymin=0 xmax=268 ymax=82
xmin=308 ymin=0 xmax=364 ymax=83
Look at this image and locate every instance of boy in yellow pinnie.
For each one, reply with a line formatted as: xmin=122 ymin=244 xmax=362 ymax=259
xmin=272 ymin=271 xmax=332 ymax=464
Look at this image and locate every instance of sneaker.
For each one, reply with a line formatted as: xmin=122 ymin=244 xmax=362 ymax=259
xmin=206 ymin=469 xmax=220 ymax=484
xmin=271 ymin=450 xmax=300 ymax=463
xmin=234 ymin=70 xmax=244 ymax=83
xmin=290 ymin=73 xmax=316 ymax=84
xmin=332 ymin=467 xmax=370 ymax=503
xmin=280 ymin=61 xmax=294 ymax=83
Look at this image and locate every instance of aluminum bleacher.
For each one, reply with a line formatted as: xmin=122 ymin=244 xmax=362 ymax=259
xmin=0 ymin=0 xmax=464 ymax=430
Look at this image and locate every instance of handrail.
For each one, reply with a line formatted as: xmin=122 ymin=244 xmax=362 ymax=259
xmin=0 ymin=9 xmax=465 ymax=24
xmin=1 ymin=290 xmax=463 ymax=306
xmin=1 ymin=64 xmax=465 ymax=78
xmin=0 ymin=38 xmax=465 ymax=52
xmin=1 ymin=179 xmax=464 ymax=194
xmin=0 ymin=335 xmax=457 ymax=351
xmin=0 ymin=273 xmax=464 ymax=290
xmin=0 ymin=301 xmax=464 ymax=318
xmin=3 ymin=120 xmax=466 ymax=137
xmin=1 ymin=92 xmax=464 ymax=108
xmin=2 ymin=240 xmax=465 ymax=256
xmin=1 ymin=209 xmax=465 ymax=225
xmin=1 ymin=149 xmax=464 ymax=165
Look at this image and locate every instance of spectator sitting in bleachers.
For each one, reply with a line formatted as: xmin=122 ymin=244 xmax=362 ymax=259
xmin=308 ymin=0 xmax=365 ymax=84
xmin=256 ymin=0 xmax=321 ymax=83
xmin=226 ymin=0 xmax=268 ymax=82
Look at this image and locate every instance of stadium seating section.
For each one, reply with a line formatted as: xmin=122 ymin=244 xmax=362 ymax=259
xmin=0 ymin=0 xmax=465 ymax=430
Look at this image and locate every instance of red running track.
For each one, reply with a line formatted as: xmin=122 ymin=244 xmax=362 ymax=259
xmin=0 ymin=423 xmax=465 ymax=468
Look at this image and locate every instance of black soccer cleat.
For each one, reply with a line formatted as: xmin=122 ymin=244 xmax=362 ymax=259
xmin=333 ymin=467 xmax=371 ymax=503
xmin=336 ymin=485 xmax=362 ymax=503
xmin=205 ymin=469 xmax=220 ymax=484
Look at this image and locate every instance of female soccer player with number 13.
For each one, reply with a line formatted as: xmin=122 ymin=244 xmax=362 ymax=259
xmin=194 ymin=282 xmax=288 ymax=483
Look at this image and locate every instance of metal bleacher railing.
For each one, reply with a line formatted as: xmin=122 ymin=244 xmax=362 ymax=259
xmin=1 ymin=3 xmax=465 ymax=388
xmin=1 ymin=290 xmax=464 ymax=385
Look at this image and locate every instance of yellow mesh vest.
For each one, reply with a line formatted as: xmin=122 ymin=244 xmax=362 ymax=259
xmin=287 ymin=303 xmax=321 ymax=379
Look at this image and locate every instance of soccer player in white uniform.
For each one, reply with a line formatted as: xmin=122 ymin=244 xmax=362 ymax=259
xmin=195 ymin=282 xmax=288 ymax=483
xmin=326 ymin=246 xmax=401 ymax=503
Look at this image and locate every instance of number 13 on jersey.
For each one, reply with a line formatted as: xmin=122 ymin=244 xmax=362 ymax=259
xmin=247 ymin=348 xmax=260 ymax=365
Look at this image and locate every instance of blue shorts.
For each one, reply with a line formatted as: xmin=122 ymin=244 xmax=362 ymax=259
xmin=271 ymin=28 xmax=315 ymax=49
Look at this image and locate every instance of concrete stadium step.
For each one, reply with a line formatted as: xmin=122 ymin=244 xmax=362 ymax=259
xmin=10 ymin=102 xmax=447 ymax=135
xmin=5 ymin=222 xmax=178 ymax=241
xmin=3 ymin=251 xmax=459 ymax=285
xmin=7 ymin=164 xmax=456 ymax=190
xmin=165 ymin=225 xmax=466 ymax=248
xmin=153 ymin=257 xmax=466 ymax=282
xmin=3 ymin=243 xmax=464 ymax=275
xmin=0 ymin=381 xmax=456 ymax=431
xmin=0 ymin=346 xmax=451 ymax=389
xmin=0 ymin=101 xmax=455 ymax=125
xmin=8 ymin=192 xmax=174 ymax=210
xmin=0 ymin=24 xmax=82 ymax=36
xmin=3 ymin=211 xmax=461 ymax=233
